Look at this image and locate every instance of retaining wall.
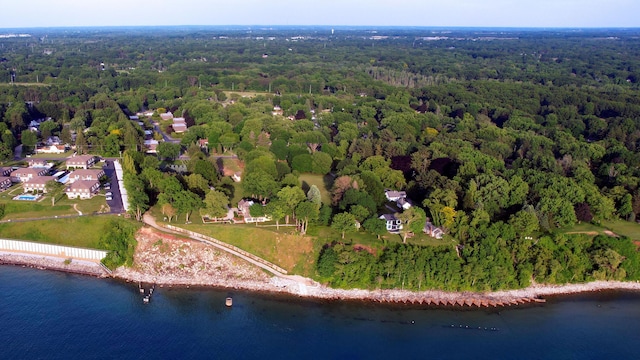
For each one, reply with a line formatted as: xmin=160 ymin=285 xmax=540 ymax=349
xmin=0 ymin=238 xmax=108 ymax=261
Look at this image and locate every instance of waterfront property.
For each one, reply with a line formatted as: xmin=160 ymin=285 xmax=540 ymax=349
xmin=380 ymin=213 xmax=403 ymax=232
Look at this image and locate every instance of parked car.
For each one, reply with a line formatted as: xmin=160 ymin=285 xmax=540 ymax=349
xmin=105 ymin=192 xmax=112 ymax=197
xmin=106 ymin=195 xmax=112 ymax=201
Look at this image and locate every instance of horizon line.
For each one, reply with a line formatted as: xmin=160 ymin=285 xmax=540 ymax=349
xmin=1 ymin=25 xmax=640 ymax=31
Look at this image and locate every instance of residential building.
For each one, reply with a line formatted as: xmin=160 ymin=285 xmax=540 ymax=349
xmin=379 ymin=214 xmax=403 ymax=232
xmin=272 ymin=106 xmax=284 ymax=116
xmin=65 ymin=180 xmax=100 ymax=199
xmin=385 ymin=189 xmax=412 ymax=210
xmin=23 ymin=176 xmax=56 ymax=193
xmin=237 ymin=199 xmax=270 ymax=223
xmin=0 ymin=167 xmax=12 ymax=177
xmin=45 ymin=136 xmax=61 ymax=145
xmin=66 ymin=155 xmax=96 ymax=169
xmin=144 ymin=139 xmax=159 ymax=153
xmin=0 ymin=176 xmax=11 ymax=190
xmin=424 ymin=221 xmax=444 ymax=239
xmin=160 ymin=111 xmax=174 ymax=121
xmin=397 ymin=197 xmax=412 ymax=210
xmin=35 ymin=144 xmax=67 ymax=154
xmin=385 ymin=189 xmax=407 ymax=202
xmin=27 ymin=159 xmax=51 ymax=168
xmin=68 ymin=169 xmax=105 ymax=183
xmin=172 ymin=117 xmax=187 ymax=133
xmin=11 ymin=168 xmax=49 ymax=182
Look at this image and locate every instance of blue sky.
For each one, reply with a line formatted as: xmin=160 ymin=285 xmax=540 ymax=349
xmin=3 ymin=0 xmax=639 ymax=28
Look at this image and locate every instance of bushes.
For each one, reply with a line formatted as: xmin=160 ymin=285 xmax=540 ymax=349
xmin=99 ymin=219 xmax=138 ymax=270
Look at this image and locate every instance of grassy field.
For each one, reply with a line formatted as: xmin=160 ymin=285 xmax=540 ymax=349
xmin=0 ymin=188 xmax=108 ymax=220
xmin=563 ymin=220 xmax=640 ymax=240
xmin=601 ymin=220 xmax=640 ymax=240
xmin=27 ymin=151 xmax=74 ymax=159
xmin=298 ymin=174 xmax=333 ymax=205
xmin=0 ymin=215 xmax=127 ymax=249
xmin=182 ymin=223 xmax=318 ymax=275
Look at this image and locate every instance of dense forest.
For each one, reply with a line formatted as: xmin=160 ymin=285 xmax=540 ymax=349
xmin=2 ymin=26 xmax=640 ymax=291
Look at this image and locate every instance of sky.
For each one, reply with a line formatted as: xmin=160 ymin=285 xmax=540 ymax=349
xmin=3 ymin=0 xmax=639 ymax=28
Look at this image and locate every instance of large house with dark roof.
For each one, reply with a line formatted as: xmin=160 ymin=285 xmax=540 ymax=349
xmin=379 ymin=214 xmax=403 ymax=232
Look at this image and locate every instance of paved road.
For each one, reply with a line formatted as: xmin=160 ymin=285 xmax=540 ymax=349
xmin=152 ymin=122 xmax=180 ymax=144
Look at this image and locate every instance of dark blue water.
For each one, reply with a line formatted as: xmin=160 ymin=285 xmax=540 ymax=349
xmin=2 ymin=266 xmax=640 ymax=359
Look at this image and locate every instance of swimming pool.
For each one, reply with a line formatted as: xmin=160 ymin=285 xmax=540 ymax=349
xmin=14 ymin=194 xmax=40 ymax=201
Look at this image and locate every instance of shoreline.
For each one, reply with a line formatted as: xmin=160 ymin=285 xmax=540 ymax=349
xmin=3 ymin=250 xmax=640 ymax=308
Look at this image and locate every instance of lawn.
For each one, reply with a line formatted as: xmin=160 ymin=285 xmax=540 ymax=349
xmin=562 ymin=219 xmax=640 ymax=241
xmin=601 ymin=220 xmax=640 ymax=240
xmin=182 ymin=222 xmax=318 ymax=275
xmin=28 ymin=151 xmax=73 ymax=159
xmin=0 ymin=215 xmax=129 ymax=249
xmin=299 ymin=174 xmax=333 ymax=205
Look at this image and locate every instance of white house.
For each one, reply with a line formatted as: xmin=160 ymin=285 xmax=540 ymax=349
xmin=36 ymin=144 xmax=67 ymax=154
xmin=23 ymin=176 xmax=56 ymax=193
xmin=11 ymin=168 xmax=49 ymax=182
xmin=385 ymin=189 xmax=412 ymax=210
xmin=237 ymin=199 xmax=270 ymax=223
xmin=65 ymin=180 xmax=100 ymax=199
xmin=379 ymin=214 xmax=403 ymax=233
xmin=66 ymin=155 xmax=96 ymax=169
xmin=68 ymin=169 xmax=105 ymax=183
xmin=424 ymin=221 xmax=444 ymax=239
xmin=385 ymin=189 xmax=407 ymax=202
xmin=27 ymin=159 xmax=52 ymax=168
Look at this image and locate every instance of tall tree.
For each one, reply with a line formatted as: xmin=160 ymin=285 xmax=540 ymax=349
xmin=396 ymin=207 xmax=427 ymax=243
xmin=331 ymin=212 xmax=357 ymax=239
xmin=123 ymin=173 xmax=149 ymax=221
xmin=45 ymin=180 xmax=64 ymax=206
xmin=295 ymin=201 xmax=319 ymax=235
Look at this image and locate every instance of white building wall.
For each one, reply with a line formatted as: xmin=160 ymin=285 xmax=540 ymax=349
xmin=0 ymin=239 xmax=107 ymax=261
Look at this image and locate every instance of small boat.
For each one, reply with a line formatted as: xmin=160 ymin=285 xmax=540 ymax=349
xmin=225 ymin=297 xmax=233 ymax=307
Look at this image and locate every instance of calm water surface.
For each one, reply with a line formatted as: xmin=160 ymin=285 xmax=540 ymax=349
xmin=1 ymin=265 xmax=639 ymax=359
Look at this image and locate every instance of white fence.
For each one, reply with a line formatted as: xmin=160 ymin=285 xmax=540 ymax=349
xmin=0 ymin=238 xmax=108 ymax=261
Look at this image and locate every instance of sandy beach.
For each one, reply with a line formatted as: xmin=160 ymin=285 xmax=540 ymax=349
xmin=3 ymin=227 xmax=640 ymax=307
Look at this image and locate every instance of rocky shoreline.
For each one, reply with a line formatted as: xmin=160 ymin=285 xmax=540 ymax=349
xmin=3 ymin=228 xmax=640 ymax=307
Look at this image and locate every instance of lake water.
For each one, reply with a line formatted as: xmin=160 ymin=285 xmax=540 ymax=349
xmin=1 ymin=265 xmax=640 ymax=359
